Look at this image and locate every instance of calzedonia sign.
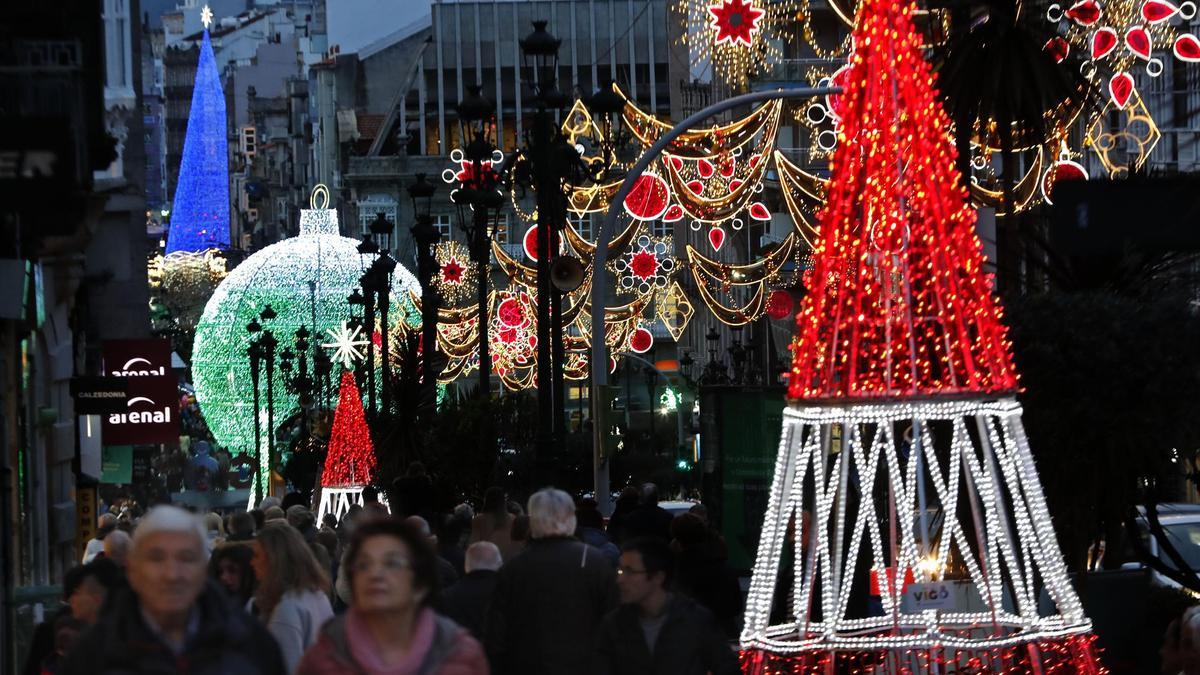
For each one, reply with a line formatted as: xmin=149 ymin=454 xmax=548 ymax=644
xmin=102 ymin=340 xmax=179 ymax=445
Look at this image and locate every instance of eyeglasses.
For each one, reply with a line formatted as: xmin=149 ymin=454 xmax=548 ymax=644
xmin=351 ymin=555 xmax=412 ymax=575
xmin=616 ymin=566 xmax=649 ymax=576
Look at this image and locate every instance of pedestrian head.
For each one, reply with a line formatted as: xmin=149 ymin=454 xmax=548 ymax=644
xmin=209 ymin=542 xmax=256 ymax=606
xmin=576 ymin=498 xmax=605 ymax=531
xmin=227 ymin=511 xmax=256 ymax=541
xmin=465 ymin=541 xmax=503 ymax=574
xmin=344 ymin=518 xmax=439 ymax=614
xmin=203 ymin=512 xmax=224 ymax=540
xmin=97 ymin=512 xmax=118 ymax=537
xmin=321 ymin=513 xmax=338 ymax=530
xmin=258 ymin=496 xmax=282 ymax=511
xmin=617 ymin=537 xmax=675 ymax=607
xmin=286 ymin=504 xmax=314 ymax=531
xmin=670 ymin=513 xmax=708 ymax=550
xmin=263 ymin=505 xmax=286 ymax=522
xmin=640 ymin=482 xmax=660 ymax=507
xmin=103 ymin=530 xmax=131 ymax=567
xmin=252 ymin=520 xmax=330 ymax=616
xmin=688 ymin=503 xmax=709 ymax=524
xmin=528 ymin=488 xmax=577 ymax=539
xmin=64 ymin=558 xmax=124 ymax=625
xmin=249 ymin=508 xmax=266 ymax=531
xmin=127 ymin=506 xmax=209 ymax=625
xmin=482 ymin=487 xmax=507 ymax=515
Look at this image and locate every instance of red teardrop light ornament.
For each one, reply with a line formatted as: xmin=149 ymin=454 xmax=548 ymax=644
xmin=522 ymin=226 xmax=540 ymax=262
xmin=719 ymin=155 xmax=736 ymax=178
xmin=1174 ymin=33 xmax=1200 ymax=61
xmin=698 ymin=158 xmax=715 ymax=178
xmin=1091 ymin=27 xmax=1118 ymax=59
xmin=1109 ymin=72 xmax=1135 ymax=107
xmin=668 ymin=155 xmax=684 ymax=171
xmin=686 ymin=179 xmax=704 ymax=195
xmin=662 ymin=204 xmax=685 ymax=222
xmin=765 ymin=290 xmax=794 ymax=320
xmin=1044 ymin=36 xmax=1070 ymax=63
xmin=1142 ymin=0 xmax=1180 ymax=23
xmin=708 ymin=227 xmax=726 ymax=252
xmin=628 ymin=327 xmax=654 ymax=354
xmin=623 ymin=173 xmax=671 ymax=221
xmin=729 ymin=179 xmax=745 ymax=191
xmin=1125 ymin=26 xmax=1152 ymax=59
xmin=748 ymin=154 xmax=762 ymax=170
xmin=1065 ymin=0 xmax=1102 ymax=25
xmin=1040 ymin=160 xmax=1089 ymax=205
xmin=749 ymin=202 xmax=772 ymax=220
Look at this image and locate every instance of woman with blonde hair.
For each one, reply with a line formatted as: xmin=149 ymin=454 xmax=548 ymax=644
xmin=252 ymin=520 xmax=334 ymax=673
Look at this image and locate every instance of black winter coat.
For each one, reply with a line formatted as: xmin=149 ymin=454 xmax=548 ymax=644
xmin=593 ymin=595 xmax=740 ymax=675
xmin=441 ymin=569 xmax=498 ymax=639
xmin=58 ymin=581 xmax=286 ymax=675
xmin=485 ymin=536 xmax=617 ymax=675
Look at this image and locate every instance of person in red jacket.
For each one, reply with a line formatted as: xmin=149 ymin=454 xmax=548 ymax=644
xmin=298 ymin=518 xmax=488 ymax=675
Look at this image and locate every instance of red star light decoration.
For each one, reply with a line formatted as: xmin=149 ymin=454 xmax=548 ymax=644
xmin=707 ymin=0 xmax=766 ymax=47
xmin=432 ymin=240 xmax=477 ymax=306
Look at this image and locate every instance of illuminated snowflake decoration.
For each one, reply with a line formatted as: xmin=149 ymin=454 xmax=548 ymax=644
xmin=708 ymin=0 xmax=766 ymax=46
xmin=322 ymin=321 xmax=369 ymax=369
xmin=433 ymin=240 xmax=478 ymax=306
xmin=613 ymin=235 xmax=676 ymax=296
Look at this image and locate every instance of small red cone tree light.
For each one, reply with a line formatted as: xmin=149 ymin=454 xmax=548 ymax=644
xmin=737 ymin=0 xmax=1103 ymax=669
xmin=318 ymin=370 xmax=379 ymax=521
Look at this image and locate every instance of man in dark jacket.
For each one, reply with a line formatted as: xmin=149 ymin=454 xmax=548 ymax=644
xmin=594 ymin=537 xmax=739 ymax=675
xmin=59 ymin=505 xmax=285 ymax=675
xmin=442 ymin=541 xmax=503 ymax=638
xmin=623 ymin=483 xmax=675 ymax=541
xmin=486 ymin=488 xmax=618 ymax=674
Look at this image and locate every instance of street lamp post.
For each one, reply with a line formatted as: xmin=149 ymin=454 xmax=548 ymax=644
xmin=455 ymin=85 xmax=504 ymax=397
xmin=355 ymin=237 xmax=380 ymax=418
xmin=246 ymin=304 xmax=278 ymax=501
xmin=409 ymin=174 xmax=439 ymax=405
xmin=367 ymin=213 xmax=398 ymax=413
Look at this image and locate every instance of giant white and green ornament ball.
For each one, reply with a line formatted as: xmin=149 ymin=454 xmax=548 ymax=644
xmin=192 ymin=186 xmax=421 ymax=490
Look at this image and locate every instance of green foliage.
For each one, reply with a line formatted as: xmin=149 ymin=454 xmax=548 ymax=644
xmin=1006 ymin=290 xmax=1200 ymax=569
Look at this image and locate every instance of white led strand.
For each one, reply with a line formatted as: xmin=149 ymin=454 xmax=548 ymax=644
xmin=741 ymin=397 xmax=1094 ymax=659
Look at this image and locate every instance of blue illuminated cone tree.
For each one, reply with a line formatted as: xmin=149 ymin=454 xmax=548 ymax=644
xmin=166 ymin=23 xmax=230 ymax=254
xmin=737 ymin=0 xmax=1103 ymax=669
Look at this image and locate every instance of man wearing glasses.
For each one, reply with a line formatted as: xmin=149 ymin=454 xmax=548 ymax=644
xmin=594 ymin=537 xmax=739 ymax=675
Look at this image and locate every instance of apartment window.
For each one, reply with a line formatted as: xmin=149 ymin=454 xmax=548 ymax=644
xmin=573 ymin=214 xmax=593 ymax=240
xmin=103 ymin=0 xmax=131 ymax=90
xmin=651 ymin=219 xmax=672 ymax=238
xmin=490 ymin=213 xmax=510 ymax=244
xmin=357 ymin=194 xmax=397 ymax=238
xmin=433 ymin=214 xmax=453 ymax=239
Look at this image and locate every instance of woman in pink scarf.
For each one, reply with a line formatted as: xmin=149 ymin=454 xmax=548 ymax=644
xmin=298 ymin=519 xmax=488 ymax=675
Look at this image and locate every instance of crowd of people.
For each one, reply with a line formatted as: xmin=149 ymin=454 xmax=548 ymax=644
xmin=26 ymin=480 xmax=742 ymax=675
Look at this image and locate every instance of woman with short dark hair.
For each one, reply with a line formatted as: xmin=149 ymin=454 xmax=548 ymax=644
xmin=210 ymin=542 xmax=256 ymax=607
xmin=298 ymin=518 xmax=487 ymax=674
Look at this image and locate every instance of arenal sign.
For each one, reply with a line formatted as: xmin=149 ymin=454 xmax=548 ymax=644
xmin=102 ymin=340 xmax=179 ymax=445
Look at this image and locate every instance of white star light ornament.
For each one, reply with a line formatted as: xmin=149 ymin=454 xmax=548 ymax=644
xmin=322 ymin=322 xmax=369 ymax=369
xmin=201 ymin=4 xmax=214 ymax=29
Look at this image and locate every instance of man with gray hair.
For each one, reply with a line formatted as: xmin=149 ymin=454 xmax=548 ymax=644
xmin=81 ymin=513 xmax=117 ymax=564
xmin=442 ymin=542 xmax=502 ymax=639
xmin=59 ymin=505 xmax=285 ymax=674
xmin=485 ymin=488 xmax=617 ymax=674
xmin=102 ymin=529 xmax=131 ymax=568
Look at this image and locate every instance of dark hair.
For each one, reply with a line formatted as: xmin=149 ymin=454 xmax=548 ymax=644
xmin=209 ymin=543 xmax=257 ymax=604
xmin=322 ymin=513 xmax=338 ymax=529
xmin=249 ymin=508 xmax=265 ymax=531
xmin=227 ymin=511 xmax=256 ymax=541
xmin=622 ymin=537 xmax=675 ymax=587
xmin=669 ymin=513 xmax=708 ymax=549
xmin=510 ymin=514 xmax=531 ymax=541
xmin=482 ymin=487 xmax=507 ymax=515
xmin=344 ymin=518 xmax=439 ymax=607
xmin=63 ymin=558 xmax=125 ymax=600
xmin=576 ymin=500 xmax=605 ymax=530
